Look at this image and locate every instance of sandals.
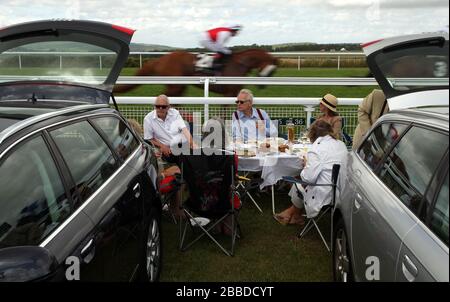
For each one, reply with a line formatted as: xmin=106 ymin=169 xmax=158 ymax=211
xmin=274 ymin=214 xmax=291 ymax=225
xmin=288 ymin=215 xmax=305 ymax=226
xmin=274 ymin=213 xmax=305 ymax=226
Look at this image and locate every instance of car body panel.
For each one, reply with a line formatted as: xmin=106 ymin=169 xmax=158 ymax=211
xmin=80 ymin=149 xmax=144 ymax=280
xmin=39 ymin=206 xmax=96 ymax=271
xmin=337 ymin=111 xmax=449 ymax=282
xmin=347 ymin=153 xmax=417 ymax=281
xmin=397 ymin=222 xmax=449 ymax=282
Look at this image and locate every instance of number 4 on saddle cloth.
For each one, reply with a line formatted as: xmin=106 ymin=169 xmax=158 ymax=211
xmin=195 ymin=53 xmax=229 ymax=73
xmin=195 ymin=53 xmax=214 ymax=69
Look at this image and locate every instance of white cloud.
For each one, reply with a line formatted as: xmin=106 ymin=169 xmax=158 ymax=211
xmin=0 ymin=0 xmax=448 ymax=47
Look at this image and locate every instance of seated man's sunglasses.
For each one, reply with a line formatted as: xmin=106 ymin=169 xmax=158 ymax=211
xmin=154 ymin=105 xmax=169 ymax=109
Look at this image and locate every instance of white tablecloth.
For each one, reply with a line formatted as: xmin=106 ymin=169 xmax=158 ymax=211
xmin=238 ymin=153 xmax=304 ymax=189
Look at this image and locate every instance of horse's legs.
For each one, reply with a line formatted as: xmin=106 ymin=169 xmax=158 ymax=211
xmin=164 ymin=85 xmax=187 ymax=96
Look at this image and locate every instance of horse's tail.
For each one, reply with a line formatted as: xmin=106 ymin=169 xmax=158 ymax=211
xmin=112 ymin=60 xmax=157 ymax=93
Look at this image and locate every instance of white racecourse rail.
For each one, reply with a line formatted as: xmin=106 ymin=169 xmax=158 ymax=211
xmin=0 ymin=75 xmax=444 ymax=136
xmin=114 ymin=76 xmax=374 ymax=135
xmin=112 ymin=76 xmax=444 ymax=133
xmin=5 ymin=51 xmax=365 ymax=70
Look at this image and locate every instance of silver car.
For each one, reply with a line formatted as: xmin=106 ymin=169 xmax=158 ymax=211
xmin=333 ymin=31 xmax=449 ymax=282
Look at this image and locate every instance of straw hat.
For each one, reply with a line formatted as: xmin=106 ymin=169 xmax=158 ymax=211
xmin=320 ymin=93 xmax=338 ymax=112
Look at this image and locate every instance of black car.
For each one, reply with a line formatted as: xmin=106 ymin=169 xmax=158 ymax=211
xmin=0 ymin=20 xmax=162 ymax=281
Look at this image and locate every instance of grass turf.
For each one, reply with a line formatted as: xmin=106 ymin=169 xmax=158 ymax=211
xmin=160 ymin=188 xmax=333 ymax=282
xmin=115 ymin=67 xmax=377 ymax=98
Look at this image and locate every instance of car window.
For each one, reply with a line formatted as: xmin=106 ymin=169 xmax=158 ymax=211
xmin=379 ymin=126 xmax=448 ymax=217
xmin=0 ymin=135 xmax=70 ymax=248
xmin=429 ymin=172 xmax=449 ymax=246
xmin=50 ymin=121 xmax=119 ymax=206
xmin=92 ymin=116 xmax=140 ymax=162
xmin=358 ymin=123 xmax=408 ymax=171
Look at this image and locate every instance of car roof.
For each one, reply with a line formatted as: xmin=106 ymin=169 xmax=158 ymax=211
xmin=0 ymin=104 xmax=111 ymax=146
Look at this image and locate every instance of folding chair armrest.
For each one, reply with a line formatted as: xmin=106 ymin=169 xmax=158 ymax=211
xmin=238 ymin=175 xmax=251 ymax=181
xmin=282 ymin=176 xmax=334 ymax=187
xmin=282 ymin=176 xmax=310 ymax=186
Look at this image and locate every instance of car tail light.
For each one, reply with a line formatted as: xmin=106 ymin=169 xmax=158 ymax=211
xmin=111 ymin=24 xmax=135 ymax=36
xmin=361 ymin=39 xmax=384 ymax=48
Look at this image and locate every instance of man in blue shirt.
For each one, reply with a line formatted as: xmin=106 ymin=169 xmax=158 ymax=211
xmin=232 ymin=89 xmax=278 ymax=142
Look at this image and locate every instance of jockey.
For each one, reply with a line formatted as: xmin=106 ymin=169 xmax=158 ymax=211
xmin=199 ymin=25 xmax=242 ymax=68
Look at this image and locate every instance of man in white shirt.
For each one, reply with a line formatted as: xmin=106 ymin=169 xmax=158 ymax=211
xmin=231 ymin=89 xmax=278 ymax=142
xmin=143 ymin=94 xmax=194 ymax=162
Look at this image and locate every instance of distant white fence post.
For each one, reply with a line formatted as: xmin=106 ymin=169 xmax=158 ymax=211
xmin=139 ymin=54 xmax=142 ymax=69
xmin=297 ymin=56 xmax=301 ymax=70
xmin=338 ymin=55 xmax=341 ymax=70
xmin=203 ymin=77 xmax=210 ymax=121
xmin=304 ymin=106 xmax=316 ymax=128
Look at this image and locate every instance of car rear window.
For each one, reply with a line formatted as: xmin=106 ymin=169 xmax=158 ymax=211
xmin=374 ymin=38 xmax=449 ymax=93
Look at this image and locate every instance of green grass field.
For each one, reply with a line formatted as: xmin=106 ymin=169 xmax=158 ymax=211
xmin=0 ymin=66 xmax=377 ymax=98
xmin=160 ymin=188 xmax=333 ymax=282
xmin=115 ymin=67 xmax=377 ymax=98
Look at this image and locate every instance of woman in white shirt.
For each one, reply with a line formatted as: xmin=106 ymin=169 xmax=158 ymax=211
xmin=275 ymin=120 xmax=348 ymax=225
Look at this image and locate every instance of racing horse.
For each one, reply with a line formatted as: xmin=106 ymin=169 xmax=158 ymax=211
xmin=113 ymin=49 xmax=278 ymax=96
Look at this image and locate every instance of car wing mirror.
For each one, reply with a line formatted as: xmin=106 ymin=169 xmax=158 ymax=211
xmin=0 ymin=246 xmax=58 ymax=282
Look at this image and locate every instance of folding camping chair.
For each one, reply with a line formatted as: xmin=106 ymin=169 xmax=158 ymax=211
xmin=282 ymin=164 xmax=340 ymax=252
xmin=236 ymin=174 xmax=263 ymax=213
xmin=179 ymin=148 xmax=241 ymax=256
xmin=159 ymin=173 xmax=182 ymax=224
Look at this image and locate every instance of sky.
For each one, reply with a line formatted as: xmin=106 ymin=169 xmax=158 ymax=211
xmin=0 ymin=0 xmax=448 ymax=48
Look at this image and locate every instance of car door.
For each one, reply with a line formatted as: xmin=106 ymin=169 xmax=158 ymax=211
xmin=89 ymin=115 xmax=147 ymax=281
xmin=0 ymin=132 xmax=98 ymax=281
xmin=379 ymin=124 xmax=448 ymax=280
xmin=350 ymin=122 xmax=412 ymax=281
xmin=397 ymin=152 xmax=449 ymax=282
xmin=47 ymin=118 xmax=142 ymax=281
